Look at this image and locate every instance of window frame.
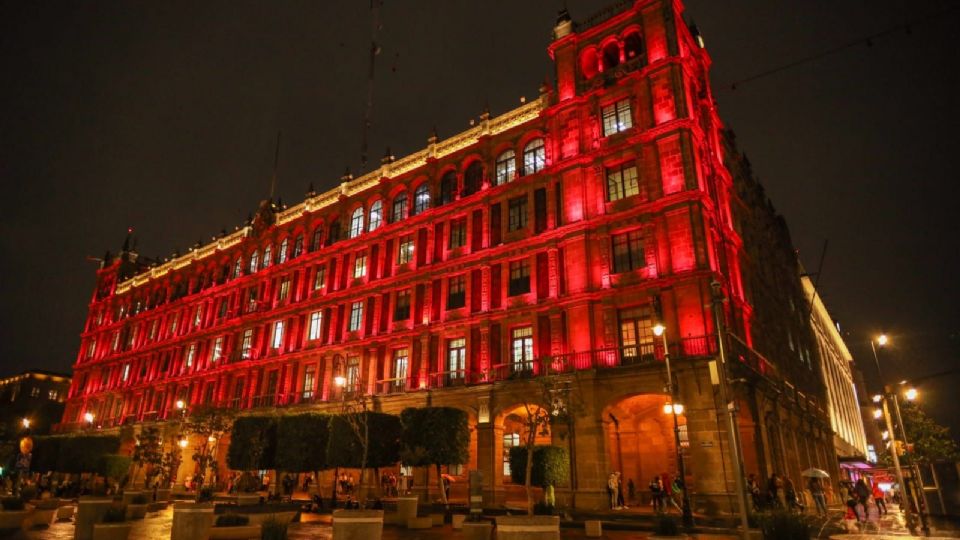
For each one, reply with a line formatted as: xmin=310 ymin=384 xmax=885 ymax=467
xmin=601 ymin=98 xmax=634 ymax=136
xmin=606 ymin=162 xmax=640 ymax=202
xmin=522 ymin=138 xmax=545 ymax=176
xmin=495 ymin=150 xmax=516 ymax=185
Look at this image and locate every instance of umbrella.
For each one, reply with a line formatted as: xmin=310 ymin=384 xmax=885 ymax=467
xmin=801 ymin=468 xmax=830 ymax=478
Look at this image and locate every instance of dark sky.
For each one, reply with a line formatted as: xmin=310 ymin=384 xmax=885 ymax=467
xmin=2 ymin=1 xmax=957 ymax=432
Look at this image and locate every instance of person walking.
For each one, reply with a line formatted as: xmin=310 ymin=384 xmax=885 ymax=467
xmin=872 ymin=482 xmax=887 ymax=516
xmin=747 ymin=474 xmax=763 ymax=512
xmin=784 ymin=477 xmax=804 ymax=513
xmin=649 ymin=476 xmax=664 ymax=513
xmin=616 ymin=472 xmax=627 ymax=509
xmin=854 ymin=478 xmax=871 ymax=522
xmin=607 ymin=473 xmax=619 ymax=510
xmin=808 ymin=477 xmax=828 ymax=516
xmin=663 ymin=473 xmax=682 ymax=513
xmin=767 ymin=473 xmax=782 ymax=509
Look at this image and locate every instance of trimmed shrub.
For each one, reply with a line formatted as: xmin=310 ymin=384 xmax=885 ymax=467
xmin=58 ymin=435 xmax=121 ymax=474
xmin=30 ymin=436 xmax=62 ymax=473
xmin=327 ymin=412 xmax=402 ymax=469
xmin=275 ymin=414 xmax=330 ymax=473
xmin=758 ymin=511 xmax=811 ymax=540
xmin=102 ymin=505 xmax=127 ymax=523
xmin=215 ymin=513 xmax=250 ymax=527
xmin=1 ymin=497 xmax=25 ymax=511
xmin=19 ymin=484 xmax=38 ymax=502
xmin=399 ymin=407 xmax=470 ymax=469
xmin=99 ymin=454 xmax=132 ymax=483
xmin=130 ymin=494 xmax=149 ymax=505
xmin=507 ymin=445 xmax=569 ymax=488
xmin=227 ymin=415 xmax=277 ymax=471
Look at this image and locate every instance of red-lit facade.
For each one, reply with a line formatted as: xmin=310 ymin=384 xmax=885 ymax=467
xmin=61 ymin=0 xmax=836 ymax=510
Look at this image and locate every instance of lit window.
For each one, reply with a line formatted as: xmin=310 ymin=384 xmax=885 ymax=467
xmin=292 ymin=235 xmax=303 ymax=258
xmin=413 ymin=184 xmax=431 ymax=215
xmin=112 ymin=331 xmax=120 ymax=352
xmin=391 ymin=193 xmax=408 ymax=223
xmin=349 ymin=301 xmax=364 ymax=332
xmin=194 ymin=306 xmax=203 ymax=328
xmin=448 ymin=218 xmax=466 ymax=249
xmin=503 ymin=432 xmax=520 ymax=475
xmin=394 ymin=289 xmax=411 ymax=321
xmin=392 ymin=349 xmax=409 ymax=391
xmin=611 ymin=230 xmax=645 ymax=273
xmin=510 ymin=326 xmax=534 ymax=372
xmin=619 ymin=306 xmax=654 ymax=362
xmin=350 ymin=207 xmax=365 ymax=238
xmin=314 ymin=266 xmax=326 ymax=290
xmin=447 ymin=338 xmax=466 ymax=381
xmin=233 ymin=258 xmax=242 ymax=278
xmin=353 ymin=253 xmax=367 ymax=279
xmin=602 ymin=99 xmax=633 ymax=136
xmin=311 ymin=227 xmax=324 ymax=251
xmin=278 ymin=278 xmax=290 ymax=301
xmin=369 ymin=200 xmax=383 ymax=231
xmin=522 ymin=138 xmax=545 ymax=176
xmin=397 ymin=236 xmax=415 ymax=265
xmin=308 ymin=311 xmax=323 ymax=340
xmin=272 ymin=320 xmax=284 ymax=349
xmin=48 ymin=389 xmax=59 ymax=401
xmin=241 ymin=329 xmax=253 ymax=359
xmin=447 ymin=275 xmax=466 ymax=309
xmin=263 ymin=246 xmax=272 ymax=269
xmin=508 ymin=259 xmax=531 ymax=296
xmin=86 ymin=339 xmax=96 ymax=359
xmin=508 ymin=196 xmax=528 ymax=231
xmin=346 ymin=356 xmax=360 ymax=389
xmin=606 ymin=164 xmax=640 ymax=201
xmin=303 ymin=367 xmax=316 ymax=399
xmin=278 ymin=238 xmax=288 ymax=264
xmin=30 ymin=385 xmax=41 ymax=397
xmin=212 ymin=336 xmax=223 ymax=362
xmin=495 ymin=150 xmax=516 ymax=185
xmin=186 ymin=343 xmax=196 ymax=367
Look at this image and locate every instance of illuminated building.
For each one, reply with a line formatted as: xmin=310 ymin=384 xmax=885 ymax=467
xmin=60 ymin=0 xmax=837 ymax=510
xmin=1 ymin=370 xmax=71 ymax=437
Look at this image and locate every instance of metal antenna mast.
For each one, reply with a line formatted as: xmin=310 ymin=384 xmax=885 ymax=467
xmin=359 ymin=0 xmax=383 ymax=171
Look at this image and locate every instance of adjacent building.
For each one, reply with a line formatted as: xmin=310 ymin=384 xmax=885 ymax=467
xmin=59 ymin=0 xmax=838 ymax=511
xmin=0 ymin=370 xmax=71 ymax=438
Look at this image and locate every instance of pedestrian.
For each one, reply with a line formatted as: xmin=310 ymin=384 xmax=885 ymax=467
xmin=872 ymin=482 xmax=887 ymax=515
xmin=662 ymin=473 xmax=681 ymax=513
xmin=854 ymin=478 xmax=871 ymax=522
xmin=607 ymin=473 xmax=619 ymax=510
xmin=767 ymin=473 xmax=782 ymax=509
xmin=672 ymin=476 xmax=686 ymax=514
xmin=784 ymin=477 xmax=804 ymax=513
xmin=627 ymin=478 xmax=636 ymax=503
xmin=808 ymin=477 xmax=827 ymax=516
xmin=649 ymin=476 xmax=664 ymax=513
xmin=747 ymin=474 xmax=763 ymax=511
xmin=616 ymin=472 xmax=627 ymax=509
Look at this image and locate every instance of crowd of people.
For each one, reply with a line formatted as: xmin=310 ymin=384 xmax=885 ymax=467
xmin=607 ymin=471 xmax=687 ymax=514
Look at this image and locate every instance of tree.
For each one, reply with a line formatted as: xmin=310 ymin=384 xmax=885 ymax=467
xmin=99 ymin=454 xmax=133 ymax=488
xmin=30 ymin=436 xmax=62 ymax=474
xmin=227 ymin=415 xmax=277 ymax=472
xmin=328 ymin=411 xmax=402 ymax=505
xmin=58 ymin=435 xmax=121 ymax=475
xmin=183 ymin=406 xmax=235 ymax=495
xmin=275 ymin=413 xmax=330 ymax=474
xmin=508 ymin=445 xmax=569 ymax=507
xmin=899 ymin=401 xmax=960 ymax=463
xmin=400 ymin=407 xmax=470 ymax=505
xmin=131 ymin=426 xmax=164 ymax=488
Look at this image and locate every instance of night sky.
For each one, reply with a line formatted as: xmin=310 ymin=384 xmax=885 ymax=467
xmin=2 ymin=1 xmax=957 ymax=433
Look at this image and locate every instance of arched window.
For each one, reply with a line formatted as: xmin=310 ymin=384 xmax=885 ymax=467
xmin=391 ymin=193 xmax=408 ymax=223
xmin=439 ymin=171 xmax=458 ymax=205
xmin=233 ymin=258 xmax=242 ymax=278
xmin=602 ymin=41 xmax=620 ymax=71
xmin=278 ymin=238 xmax=288 ymax=264
xmin=262 ymin=245 xmax=272 ymax=268
xmin=413 ymin=184 xmax=430 ymax=215
xmin=522 ymin=138 xmax=545 ymax=176
xmin=292 ymin=235 xmax=303 ymax=258
xmin=349 ymin=207 xmax=365 ymax=238
xmin=463 ymin=161 xmax=483 ymax=196
xmin=580 ymin=48 xmax=599 ymax=79
xmin=495 ymin=150 xmax=516 ymax=185
xmin=368 ymin=200 xmax=383 ymax=231
xmin=249 ymin=250 xmax=260 ymax=274
xmin=624 ymin=32 xmax=644 ymax=61
xmin=311 ymin=227 xmax=324 ymax=251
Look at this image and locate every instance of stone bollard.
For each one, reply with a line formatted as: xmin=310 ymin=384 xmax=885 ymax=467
xmin=74 ymin=497 xmax=114 ymax=540
xmin=395 ymin=497 xmax=418 ymax=525
xmin=170 ymin=502 xmax=214 ymax=540
xmin=495 ymin=515 xmax=560 ymax=540
xmin=585 ymin=519 xmax=602 ymax=537
xmin=332 ymin=509 xmax=384 ymax=540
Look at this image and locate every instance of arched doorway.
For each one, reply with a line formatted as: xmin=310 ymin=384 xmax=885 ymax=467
xmin=603 ymin=394 xmax=685 ymax=505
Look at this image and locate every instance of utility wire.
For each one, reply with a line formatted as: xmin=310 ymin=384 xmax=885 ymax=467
xmin=726 ymin=5 xmax=960 ymax=90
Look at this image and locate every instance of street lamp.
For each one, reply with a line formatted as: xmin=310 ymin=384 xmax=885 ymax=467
xmin=905 ymin=388 xmax=918 ymax=402
xmin=178 ymin=437 xmax=188 ymax=449
xmin=21 ymin=418 xmax=30 ymax=430
xmin=83 ymin=412 xmax=95 ymax=426
xmin=655 ymin=322 xmax=694 ymax=527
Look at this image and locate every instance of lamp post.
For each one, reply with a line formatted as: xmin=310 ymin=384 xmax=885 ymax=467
xmin=83 ymin=412 xmax=95 ymax=430
xmin=710 ymin=281 xmax=750 ymax=540
xmin=654 ymin=323 xmax=694 ymax=527
xmin=870 ymin=335 xmax=927 ymax=535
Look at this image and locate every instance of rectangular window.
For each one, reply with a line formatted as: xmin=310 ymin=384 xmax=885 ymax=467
xmin=346 ymin=356 xmax=360 ymax=390
xmin=392 ymin=348 xmax=409 ymax=392
xmin=292 ymin=235 xmax=303 ymax=258
xmin=48 ymin=389 xmax=59 ymax=401
xmin=607 ymin=163 xmax=640 ymax=201
xmin=447 ymin=338 xmax=466 ymax=382
xmin=394 ymin=289 xmax=411 ymax=321
xmin=185 ymin=343 xmax=196 ymax=368
xmin=211 ymin=336 xmax=223 ymax=362
xmin=397 ymin=235 xmax=415 ymax=265
xmin=241 ymin=329 xmax=253 ymax=359
xmin=278 ymin=278 xmax=290 ymax=301
xmin=308 ymin=311 xmax=323 ymax=340
xmin=447 ymin=275 xmax=466 ymax=309
xmin=508 ymin=259 xmax=531 ymax=296
xmin=602 ymin=98 xmax=633 ymax=136
xmin=349 ymin=301 xmax=364 ymax=332
xmin=612 ymin=230 xmax=645 ymax=273
xmin=86 ymin=339 xmax=96 ymax=359
xmin=448 ymin=218 xmax=467 ymax=249
xmin=503 ymin=432 xmax=520 ymax=476
xmin=618 ymin=306 xmax=655 ymax=363
xmin=302 ymin=366 xmax=316 ymax=399
xmin=510 ymin=326 xmax=534 ymax=373
xmin=508 ymin=196 xmax=527 ymax=232
xmin=353 ymin=253 xmax=367 ymax=279
xmin=122 ymin=364 xmax=130 ymax=382
xmin=313 ymin=266 xmax=326 ymax=290
xmin=391 ymin=194 xmax=408 ymax=223
xmin=272 ymin=320 xmax=284 ymax=349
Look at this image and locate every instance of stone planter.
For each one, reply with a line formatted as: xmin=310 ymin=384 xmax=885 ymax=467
xmin=495 ymin=515 xmax=560 ymax=540
xmin=236 ymin=493 xmax=261 ymax=506
xmin=0 ymin=510 xmax=32 ymax=533
xmin=126 ymin=504 xmax=148 ymax=520
xmin=208 ymin=525 xmax=262 ymax=539
xmin=430 ymin=512 xmax=444 ymax=526
xmin=146 ymin=502 xmax=167 ymax=513
xmin=463 ymin=520 xmax=493 ymax=540
xmin=120 ymin=491 xmax=144 ymax=507
xmin=171 ymin=502 xmax=214 ymax=540
xmin=155 ymin=488 xmax=172 ymax=502
xmin=92 ymin=522 xmax=132 ymax=540
xmin=243 ymin=512 xmax=296 ymax=526
xmin=332 ymin=509 xmax=384 ymax=540
xmin=396 ymin=497 xmax=418 ymax=524
xmin=452 ymin=513 xmax=467 ymax=529
xmin=55 ymin=505 xmax=75 ymax=521
xmin=76 ymin=497 xmax=115 ymax=540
